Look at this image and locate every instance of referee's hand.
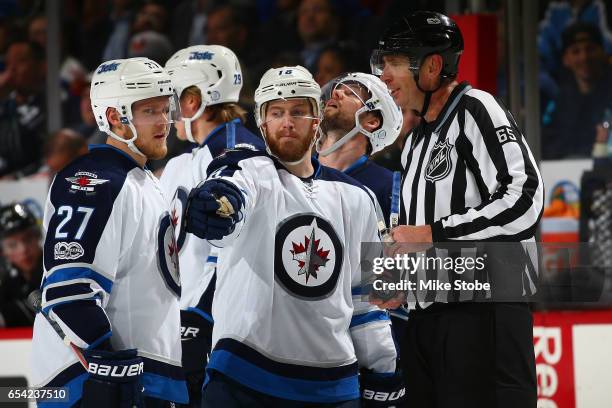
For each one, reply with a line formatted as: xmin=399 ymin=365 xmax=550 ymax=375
xmin=369 ymin=291 xmax=406 ymax=310
xmin=386 ymin=225 xmax=433 ymax=256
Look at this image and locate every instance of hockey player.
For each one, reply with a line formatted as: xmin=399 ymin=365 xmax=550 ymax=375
xmin=160 ymin=44 xmax=264 ymax=406
xmin=184 ymin=66 xmax=402 ymax=407
xmin=318 ymin=72 xmax=403 ymax=226
xmin=316 ymin=71 xmax=411 ymax=365
xmin=30 ymin=58 xmax=188 ymax=407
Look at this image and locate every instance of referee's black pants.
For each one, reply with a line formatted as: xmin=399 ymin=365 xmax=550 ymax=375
xmin=400 ymin=302 xmax=537 ymax=408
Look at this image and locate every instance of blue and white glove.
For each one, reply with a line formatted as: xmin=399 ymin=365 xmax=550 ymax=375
xmin=184 ymin=179 xmax=243 ymax=240
xmin=360 ymin=369 xmax=407 ymax=408
xmin=81 ymin=349 xmax=144 ymax=408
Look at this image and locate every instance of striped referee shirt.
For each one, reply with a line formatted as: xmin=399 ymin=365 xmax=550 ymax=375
xmin=399 ymin=82 xmax=544 ymax=303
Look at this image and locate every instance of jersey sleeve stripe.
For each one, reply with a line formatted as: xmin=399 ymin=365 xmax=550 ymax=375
xmin=43 ymin=266 xmax=113 ymax=293
xmin=432 ymin=96 xmax=542 ymax=240
xmin=349 ymin=310 xmax=390 ymax=329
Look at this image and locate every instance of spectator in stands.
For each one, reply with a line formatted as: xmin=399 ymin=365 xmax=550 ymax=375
xmin=538 ymin=0 xmax=612 ymax=81
xmin=28 ymin=14 xmax=87 ymax=87
xmin=102 ymin=0 xmax=136 ymax=61
xmin=542 ymin=22 xmax=612 ymax=159
xmin=297 ymin=0 xmax=339 ymax=71
xmin=171 ymin=0 xmax=212 ymax=49
xmin=206 ymin=4 xmax=255 ymax=64
xmin=206 ymin=4 xmax=260 ymax=106
xmin=255 ymin=0 xmax=301 ymax=60
xmin=0 ymin=202 xmax=42 ymax=327
xmin=131 ymin=0 xmax=168 ymax=35
xmin=69 ymin=82 xmax=107 ymax=144
xmin=0 ymin=41 xmax=47 ymax=178
xmin=28 ymin=14 xmax=87 ymax=125
xmin=44 ymin=128 xmax=88 ymax=175
xmin=127 ymin=30 xmax=173 ymax=65
xmin=314 ymin=42 xmax=365 ymax=85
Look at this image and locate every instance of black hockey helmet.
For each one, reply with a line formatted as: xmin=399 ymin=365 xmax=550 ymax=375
xmin=0 ymin=202 xmax=37 ymax=239
xmin=370 ymin=11 xmax=463 ymax=80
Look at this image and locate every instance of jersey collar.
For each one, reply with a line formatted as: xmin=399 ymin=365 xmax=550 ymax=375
xmin=343 ymin=155 xmax=368 ymax=175
xmin=200 ymin=118 xmax=242 ymax=147
xmin=89 ymin=143 xmax=141 ymax=167
xmin=430 ymin=81 xmax=472 ymax=134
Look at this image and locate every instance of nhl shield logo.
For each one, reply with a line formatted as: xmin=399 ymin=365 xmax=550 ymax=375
xmin=424 ymin=139 xmax=454 ymax=182
xmin=275 ymin=214 xmax=343 ymax=299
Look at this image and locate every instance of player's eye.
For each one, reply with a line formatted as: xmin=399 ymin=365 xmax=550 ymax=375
xmin=291 ymin=109 xmax=307 ymax=117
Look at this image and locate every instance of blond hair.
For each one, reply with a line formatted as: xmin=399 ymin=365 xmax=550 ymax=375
xmin=181 ymin=85 xmax=247 ymax=124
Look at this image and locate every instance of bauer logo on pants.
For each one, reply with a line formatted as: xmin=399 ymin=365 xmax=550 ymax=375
xmin=274 ymin=214 xmax=343 ymax=299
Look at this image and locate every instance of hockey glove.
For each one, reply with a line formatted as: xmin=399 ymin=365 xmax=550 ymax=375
xmin=180 ymin=309 xmax=213 ymax=407
xmin=81 ymin=348 xmax=144 ymax=408
xmin=184 ymin=179 xmax=243 ymax=240
xmin=360 ymin=369 xmax=407 ymax=408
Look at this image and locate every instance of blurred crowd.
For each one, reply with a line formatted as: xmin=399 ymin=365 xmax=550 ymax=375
xmin=0 ymin=0 xmax=611 ymax=327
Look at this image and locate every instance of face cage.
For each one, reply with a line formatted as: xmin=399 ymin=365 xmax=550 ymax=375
xmin=321 ymin=78 xmax=372 ymax=108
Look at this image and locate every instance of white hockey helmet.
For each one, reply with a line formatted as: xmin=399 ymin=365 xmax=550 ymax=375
xmin=254 ymin=66 xmax=322 ymax=164
xmin=318 ymin=72 xmax=403 ymax=156
xmin=165 ymin=45 xmax=243 ymax=143
xmin=254 ymin=65 xmax=321 ymax=127
xmin=90 ymin=57 xmax=180 ymax=157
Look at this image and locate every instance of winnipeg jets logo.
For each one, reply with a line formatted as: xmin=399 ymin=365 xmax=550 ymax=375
xmin=290 ymin=219 xmax=331 ymax=284
xmin=157 ymin=212 xmax=181 ymax=297
xmin=275 ymin=214 xmax=343 ymax=299
xmin=66 ymin=172 xmax=109 ymax=192
xmin=424 ymin=138 xmax=453 ymax=182
xmin=170 ymin=187 xmax=189 ymax=251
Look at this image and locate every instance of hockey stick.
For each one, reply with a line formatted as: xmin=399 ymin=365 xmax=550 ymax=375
xmin=28 ymin=290 xmax=89 ymax=370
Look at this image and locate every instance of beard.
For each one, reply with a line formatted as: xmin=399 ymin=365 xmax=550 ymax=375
xmin=134 ymin=134 xmax=168 ymax=160
xmin=266 ymin=129 xmax=314 ymax=163
xmin=321 ymin=107 xmax=355 ymax=136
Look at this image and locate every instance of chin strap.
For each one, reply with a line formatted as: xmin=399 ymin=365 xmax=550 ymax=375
xmin=413 ymin=70 xmax=443 ymax=118
xmin=183 ymin=102 xmax=208 ymax=143
xmin=317 ymin=103 xmax=371 ymax=156
xmin=107 ymin=123 xmax=145 ymax=158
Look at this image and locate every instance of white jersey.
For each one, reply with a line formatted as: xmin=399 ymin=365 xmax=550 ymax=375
xmin=204 ymin=148 xmax=397 ymax=403
xmin=31 ymin=145 xmax=188 ymax=405
xmin=159 ymin=119 xmax=264 ymax=311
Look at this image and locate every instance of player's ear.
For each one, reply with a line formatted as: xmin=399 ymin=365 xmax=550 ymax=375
xmin=361 ymin=112 xmax=381 ymax=133
xmin=312 ymin=118 xmax=320 ymax=131
xmin=106 ymin=107 xmax=122 ymax=128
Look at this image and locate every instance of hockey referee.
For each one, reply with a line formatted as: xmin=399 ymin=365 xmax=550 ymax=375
xmin=370 ymin=11 xmax=544 ymax=408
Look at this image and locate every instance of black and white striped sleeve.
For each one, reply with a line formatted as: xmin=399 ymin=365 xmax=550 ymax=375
xmin=431 ymin=90 xmax=544 ymax=241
